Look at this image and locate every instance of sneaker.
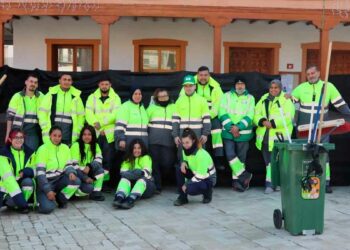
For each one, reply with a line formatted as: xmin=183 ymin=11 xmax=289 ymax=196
xmin=56 ymin=194 xmax=67 ymax=209
xmin=113 ymin=196 xmax=124 ymax=208
xmin=326 ymin=185 xmax=333 ymax=194
xmin=119 ymin=197 xmax=135 ymax=209
xmin=202 ymin=188 xmax=213 ymax=204
xmin=89 ymin=191 xmax=105 ymax=201
xmin=264 ymin=186 xmax=274 ymax=194
xmin=238 ymin=171 xmax=253 ymax=191
xmin=232 ymin=180 xmax=244 ymax=192
xmin=154 ymin=189 xmax=162 ymax=195
xmin=173 ymin=195 xmax=189 ymax=206
xmin=17 ymin=206 xmax=30 ymax=214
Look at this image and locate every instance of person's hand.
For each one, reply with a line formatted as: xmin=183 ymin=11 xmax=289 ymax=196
xmin=119 ymin=141 xmax=126 ymax=150
xmin=69 ymin=173 xmax=77 ymax=181
xmin=199 ymin=135 xmax=208 ymax=144
xmin=82 ymin=166 xmax=90 ymax=175
xmin=284 ymin=93 xmax=291 ymax=99
xmin=85 ymin=177 xmax=93 ymax=184
xmin=182 ymin=184 xmax=187 ymax=193
xmin=230 ymin=125 xmax=240 ymax=138
xmin=180 ymin=162 xmax=187 ymax=174
xmin=263 ymin=120 xmax=272 ymax=129
xmin=174 ymin=137 xmax=181 ymax=147
xmin=47 ymin=191 xmax=56 ymax=201
xmin=94 ymin=122 xmax=101 ymax=130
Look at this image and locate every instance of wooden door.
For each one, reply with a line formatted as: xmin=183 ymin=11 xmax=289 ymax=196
xmin=307 ymin=49 xmax=350 ymax=75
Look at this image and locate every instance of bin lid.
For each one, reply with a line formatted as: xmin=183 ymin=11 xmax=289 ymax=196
xmin=274 ymin=139 xmax=335 ymax=151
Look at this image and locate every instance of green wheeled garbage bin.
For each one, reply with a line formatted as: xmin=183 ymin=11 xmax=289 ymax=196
xmin=271 ymin=139 xmax=335 ymax=235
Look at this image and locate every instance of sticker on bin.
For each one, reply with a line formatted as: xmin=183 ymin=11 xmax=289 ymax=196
xmin=301 ymin=177 xmax=320 ymax=199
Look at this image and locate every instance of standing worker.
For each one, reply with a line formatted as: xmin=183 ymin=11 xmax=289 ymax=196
xmin=218 ymin=80 xmax=254 ymax=192
xmin=291 ymin=65 xmax=350 ymax=193
xmin=254 ymin=79 xmax=295 ymax=194
xmin=38 ymin=73 xmax=85 ymax=146
xmin=85 ymin=77 xmax=121 ymax=185
xmin=172 ymin=75 xmax=211 ymax=158
xmin=6 ymin=73 xmax=44 ymax=151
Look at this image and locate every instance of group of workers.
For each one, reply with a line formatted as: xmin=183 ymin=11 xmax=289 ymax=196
xmin=0 ymin=64 xmax=348 ymax=214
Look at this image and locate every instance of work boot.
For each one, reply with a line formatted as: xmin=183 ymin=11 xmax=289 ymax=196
xmin=202 ymin=188 xmax=213 ymax=204
xmin=17 ymin=206 xmax=30 ymax=214
xmin=113 ymin=196 xmax=124 ymax=208
xmin=56 ymin=194 xmax=67 ymax=209
xmin=326 ymin=185 xmax=333 ymax=194
xmin=232 ymin=180 xmax=244 ymax=192
xmin=238 ymin=171 xmax=253 ymax=191
xmin=119 ymin=197 xmax=135 ymax=209
xmin=89 ymin=191 xmax=105 ymax=201
xmin=264 ymin=186 xmax=274 ymax=194
xmin=173 ymin=195 xmax=188 ymax=206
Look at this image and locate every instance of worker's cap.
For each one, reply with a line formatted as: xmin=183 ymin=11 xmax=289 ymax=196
xmin=234 ymin=79 xmax=246 ymax=85
xmin=182 ymin=75 xmax=196 ymax=85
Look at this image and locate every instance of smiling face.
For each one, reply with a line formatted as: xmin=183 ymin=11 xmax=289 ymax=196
xmin=25 ymin=76 xmax=38 ymax=92
xmin=50 ymin=129 xmax=62 ymax=145
xmin=181 ymin=136 xmax=194 ymax=150
xmin=133 ymin=143 xmax=142 ymax=158
xmin=269 ymin=83 xmax=281 ymax=97
xmin=10 ymin=132 xmax=25 ymax=150
xmin=184 ymin=84 xmax=196 ymax=96
xmin=82 ymin=129 xmax=92 ymax=144
xmin=59 ymin=74 xmax=73 ymax=91
xmin=306 ymin=67 xmax=320 ymax=84
xmin=132 ymin=89 xmax=142 ymax=104
xmin=157 ymin=90 xmax=169 ymax=102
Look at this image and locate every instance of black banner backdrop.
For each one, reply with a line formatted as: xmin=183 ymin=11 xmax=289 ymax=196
xmin=0 ymin=65 xmax=349 ymax=186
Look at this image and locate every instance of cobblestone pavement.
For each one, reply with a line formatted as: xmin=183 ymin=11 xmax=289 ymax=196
xmin=1 ymin=187 xmax=350 ymax=250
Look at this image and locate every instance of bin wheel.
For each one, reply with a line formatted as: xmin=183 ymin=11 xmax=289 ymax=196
xmin=273 ymin=209 xmax=283 ymax=229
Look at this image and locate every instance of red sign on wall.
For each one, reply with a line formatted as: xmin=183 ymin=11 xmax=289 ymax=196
xmin=287 ymin=63 xmax=294 ymax=69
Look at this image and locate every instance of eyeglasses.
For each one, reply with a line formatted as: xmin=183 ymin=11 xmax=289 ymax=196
xmin=14 ymin=136 xmax=24 ymax=140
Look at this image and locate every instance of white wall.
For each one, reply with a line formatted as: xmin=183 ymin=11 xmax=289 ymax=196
xmin=12 ymin=16 xmax=350 ymax=73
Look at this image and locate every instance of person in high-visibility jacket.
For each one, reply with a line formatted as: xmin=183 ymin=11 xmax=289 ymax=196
xmin=254 ymin=80 xmax=295 ymax=194
xmin=38 ymin=73 xmax=85 ymax=146
xmin=291 ymin=65 xmax=350 ymax=193
xmin=0 ymin=156 xmax=29 ymax=213
xmin=0 ymin=128 xmax=36 ymax=207
xmin=6 ymin=73 xmax=44 ymax=151
xmin=71 ymin=124 xmax=105 ymax=201
xmin=113 ymin=139 xmax=155 ymax=209
xmin=218 ymin=80 xmax=254 ymax=192
xmin=36 ymin=126 xmax=81 ymax=214
xmin=179 ymin=67 xmax=224 ymax=169
xmin=147 ymin=88 xmax=176 ymax=193
xmin=85 ymin=77 xmax=121 ymax=183
xmin=172 ymin=75 xmax=211 ymax=159
xmin=173 ymin=128 xmax=216 ymax=206
xmin=115 ymin=86 xmax=149 ymax=151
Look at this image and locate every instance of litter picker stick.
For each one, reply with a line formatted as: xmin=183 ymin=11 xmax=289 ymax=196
xmin=311 ymin=84 xmax=325 ymax=143
xmin=317 ymin=42 xmax=333 ymax=143
xmin=276 ymin=100 xmax=292 ymax=143
xmin=0 ymin=74 xmax=7 ymax=86
xmin=307 ymin=95 xmax=316 ymax=143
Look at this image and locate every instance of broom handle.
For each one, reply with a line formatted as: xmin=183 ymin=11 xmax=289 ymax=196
xmin=0 ymin=74 xmax=7 ymax=86
xmin=317 ymin=42 xmax=332 ymax=143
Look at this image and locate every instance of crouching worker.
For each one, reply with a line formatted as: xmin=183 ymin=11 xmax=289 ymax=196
xmin=0 ymin=156 xmax=30 ymax=213
xmin=0 ymin=128 xmax=36 ymax=210
xmin=174 ymin=128 xmax=216 ymax=206
xmin=36 ymin=126 xmax=81 ymax=214
xmin=71 ymin=125 xmax=105 ymax=201
xmin=113 ymin=139 xmax=155 ymax=209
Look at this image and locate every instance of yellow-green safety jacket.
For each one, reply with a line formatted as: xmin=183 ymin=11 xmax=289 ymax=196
xmin=36 ymin=141 xmax=76 ymax=194
xmin=182 ymin=147 xmax=216 ymax=182
xmin=38 ymin=85 xmax=85 ymax=143
xmin=85 ymin=88 xmax=121 ymax=143
xmin=218 ymin=89 xmax=255 ymax=142
xmin=120 ymin=155 xmax=152 ymax=179
xmin=254 ymin=93 xmax=295 ymax=151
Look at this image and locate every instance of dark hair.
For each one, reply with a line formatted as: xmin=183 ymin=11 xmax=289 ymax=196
xmin=6 ymin=128 xmax=25 ymax=146
xmin=26 ymin=73 xmax=38 ymax=81
xmin=306 ymin=65 xmax=319 ymax=72
xmin=49 ymin=125 xmax=62 ymax=135
xmin=197 ymin=66 xmax=210 ymax=73
xmin=153 ymin=88 xmax=168 ymax=98
xmin=78 ymin=124 xmax=97 ymax=162
xmin=99 ymin=75 xmax=111 ymax=83
xmin=181 ymin=128 xmax=201 ymax=148
xmin=124 ymin=139 xmax=148 ymax=167
xmin=58 ymin=73 xmax=72 ymax=80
